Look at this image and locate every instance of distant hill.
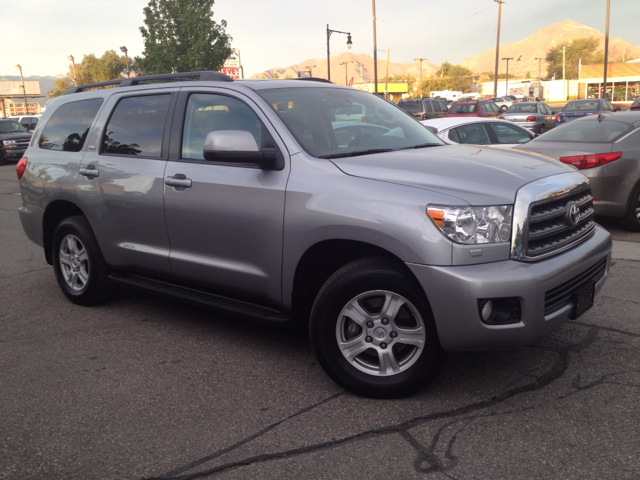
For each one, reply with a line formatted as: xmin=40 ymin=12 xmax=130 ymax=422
xmin=0 ymin=75 xmax=63 ymax=106
xmin=459 ymin=20 xmax=640 ymax=77
xmin=252 ymin=20 xmax=640 ymax=82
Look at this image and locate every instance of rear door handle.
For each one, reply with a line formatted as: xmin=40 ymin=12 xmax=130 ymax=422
xmin=165 ymin=174 xmax=192 ymax=189
xmin=79 ymin=165 xmax=99 ymax=178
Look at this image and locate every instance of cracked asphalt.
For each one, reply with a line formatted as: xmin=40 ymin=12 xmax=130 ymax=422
xmin=1 ymin=164 xmax=639 ymax=480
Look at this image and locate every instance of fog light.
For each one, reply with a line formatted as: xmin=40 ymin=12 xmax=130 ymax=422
xmin=478 ymin=298 xmax=521 ymax=325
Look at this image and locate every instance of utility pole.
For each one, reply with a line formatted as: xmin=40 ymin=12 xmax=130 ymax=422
xmin=493 ymin=0 xmax=506 ymax=98
xmin=561 ymin=44 xmax=569 ymax=100
xmin=502 ymin=57 xmax=513 ymax=97
xmin=534 ymin=57 xmax=542 ymax=82
xmin=414 ymin=58 xmax=427 ymax=98
xmin=372 ymin=0 xmax=378 ymax=94
xmin=602 ymin=0 xmax=610 ymax=99
xmin=68 ymin=55 xmax=77 ymax=85
xmin=15 ymin=64 xmax=29 ymax=116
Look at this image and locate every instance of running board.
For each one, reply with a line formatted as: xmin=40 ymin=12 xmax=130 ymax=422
xmin=108 ymin=272 xmax=291 ymax=325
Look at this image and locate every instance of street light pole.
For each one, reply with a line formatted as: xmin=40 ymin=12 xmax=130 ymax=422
xmin=534 ymin=57 xmax=542 ymax=82
xmin=502 ymin=57 xmax=513 ymax=97
xmin=414 ymin=58 xmax=427 ymax=98
xmin=493 ymin=0 xmax=506 ymax=98
xmin=326 ymin=25 xmax=352 ymax=82
xmin=67 ymin=55 xmax=77 ymax=86
xmin=120 ymin=46 xmax=130 ymax=78
xmin=339 ymin=60 xmax=354 ymax=86
xmin=602 ymin=0 xmax=610 ymax=99
xmin=561 ymin=44 xmax=569 ymax=100
xmin=15 ymin=64 xmax=29 ymax=116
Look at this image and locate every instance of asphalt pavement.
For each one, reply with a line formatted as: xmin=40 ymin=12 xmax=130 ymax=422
xmin=1 ymin=163 xmax=639 ymax=480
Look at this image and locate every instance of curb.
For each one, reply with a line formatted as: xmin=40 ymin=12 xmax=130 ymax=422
xmin=612 ymin=240 xmax=640 ymax=261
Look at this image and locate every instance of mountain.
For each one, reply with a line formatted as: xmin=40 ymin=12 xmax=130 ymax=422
xmin=0 ymin=75 xmax=63 ymax=106
xmin=251 ymin=20 xmax=640 ymax=82
xmin=250 ymin=52 xmax=439 ymax=86
xmin=459 ymin=20 xmax=640 ymax=77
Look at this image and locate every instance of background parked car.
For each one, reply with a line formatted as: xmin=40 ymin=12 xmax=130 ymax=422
xmin=489 ymin=96 xmax=518 ymax=112
xmin=0 ymin=119 xmax=32 ymax=165
xmin=445 ymin=100 xmax=501 ymax=118
xmin=555 ymin=98 xmax=620 ymax=126
xmin=629 ymin=97 xmax=640 ymax=111
xmin=499 ymin=102 xmax=556 ymax=134
xmin=397 ymin=98 xmax=449 ymax=120
xmin=12 ymin=114 xmax=41 ymax=132
xmin=421 ymin=117 xmax=534 ymax=148
xmin=517 ymin=111 xmax=640 ymax=231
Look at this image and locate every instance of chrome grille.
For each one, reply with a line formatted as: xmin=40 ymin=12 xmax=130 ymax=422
xmin=526 ymin=187 xmax=596 ymax=258
xmin=544 ymin=257 xmax=607 ymax=315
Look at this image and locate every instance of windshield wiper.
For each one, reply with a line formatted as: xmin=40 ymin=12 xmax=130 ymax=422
xmin=399 ymin=143 xmax=442 ymax=150
xmin=320 ymin=149 xmax=394 ymax=159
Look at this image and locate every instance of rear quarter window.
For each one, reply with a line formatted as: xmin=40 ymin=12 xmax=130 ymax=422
xmin=538 ymin=119 xmax=634 ymax=143
xmin=38 ymin=99 xmax=103 ymax=152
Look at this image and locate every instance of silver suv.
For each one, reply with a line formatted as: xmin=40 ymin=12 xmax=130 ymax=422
xmin=17 ymin=72 xmax=612 ymax=398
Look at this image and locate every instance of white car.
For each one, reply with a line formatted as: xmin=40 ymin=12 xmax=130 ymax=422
xmin=11 ymin=114 xmax=42 ymax=132
xmin=421 ymin=117 xmax=535 ymax=148
xmin=489 ymin=97 xmax=518 ymax=112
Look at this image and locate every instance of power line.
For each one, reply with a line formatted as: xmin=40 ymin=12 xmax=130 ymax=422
xmin=436 ymin=5 xmax=496 ymax=32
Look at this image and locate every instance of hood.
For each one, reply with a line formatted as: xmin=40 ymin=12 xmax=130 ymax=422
xmin=331 ymin=144 xmax=574 ymax=205
xmin=0 ymin=132 xmax=32 ymax=141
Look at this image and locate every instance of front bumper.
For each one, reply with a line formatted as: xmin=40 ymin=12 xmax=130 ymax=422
xmin=407 ymin=225 xmax=612 ymax=351
xmin=1 ymin=146 xmax=27 ymax=161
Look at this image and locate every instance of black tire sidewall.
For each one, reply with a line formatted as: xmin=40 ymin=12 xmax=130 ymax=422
xmin=621 ymin=183 xmax=640 ymax=232
xmin=51 ymin=216 xmax=112 ymax=305
xmin=310 ymin=260 xmax=443 ymax=398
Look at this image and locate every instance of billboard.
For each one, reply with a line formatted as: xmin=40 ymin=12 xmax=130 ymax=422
xmin=219 ymin=49 xmax=243 ymax=79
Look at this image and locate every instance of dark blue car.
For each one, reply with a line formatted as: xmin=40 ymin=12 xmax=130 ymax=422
xmin=555 ymin=99 xmax=620 ymax=126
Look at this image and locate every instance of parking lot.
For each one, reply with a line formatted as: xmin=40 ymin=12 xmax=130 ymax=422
xmin=1 ymin=163 xmax=639 ymax=480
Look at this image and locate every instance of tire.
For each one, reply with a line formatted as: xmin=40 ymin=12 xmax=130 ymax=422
xmin=500 ymin=105 xmax=508 ymax=112
xmin=309 ymin=258 xmax=445 ymax=399
xmin=52 ymin=216 xmax=116 ymax=305
xmin=620 ymin=183 xmax=640 ymax=232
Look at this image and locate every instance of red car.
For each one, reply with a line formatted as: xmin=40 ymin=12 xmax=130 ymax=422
xmin=445 ymin=100 xmax=501 ymax=118
xmin=630 ymin=97 xmax=640 ymax=111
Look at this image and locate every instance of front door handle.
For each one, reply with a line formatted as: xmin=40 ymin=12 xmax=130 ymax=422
xmin=165 ymin=174 xmax=192 ymax=189
xmin=79 ymin=165 xmax=99 ymax=178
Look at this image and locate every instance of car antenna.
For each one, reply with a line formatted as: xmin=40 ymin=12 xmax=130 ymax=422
xmin=598 ymin=114 xmax=606 ymax=122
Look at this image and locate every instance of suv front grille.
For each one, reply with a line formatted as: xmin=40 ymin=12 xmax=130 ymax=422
xmin=526 ymin=186 xmax=595 ymax=258
xmin=544 ymin=257 xmax=607 ymax=315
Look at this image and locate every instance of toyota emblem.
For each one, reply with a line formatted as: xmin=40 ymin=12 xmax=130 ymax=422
xmin=566 ymin=202 xmax=581 ymax=226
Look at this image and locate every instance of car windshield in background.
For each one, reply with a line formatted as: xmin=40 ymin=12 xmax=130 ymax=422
xmin=448 ymin=103 xmax=477 ymax=114
xmin=562 ymin=101 xmax=599 ymax=112
xmin=536 ymin=118 xmax=634 ymax=143
xmin=0 ymin=121 xmax=28 ymax=133
xmin=259 ymin=87 xmax=442 ymax=158
xmin=506 ymin=103 xmax=537 ymax=113
xmin=398 ymin=102 xmax=421 ymax=114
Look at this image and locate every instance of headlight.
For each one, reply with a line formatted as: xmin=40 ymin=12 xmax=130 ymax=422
xmin=3 ymin=140 xmax=17 ymax=145
xmin=427 ymin=205 xmax=512 ymax=244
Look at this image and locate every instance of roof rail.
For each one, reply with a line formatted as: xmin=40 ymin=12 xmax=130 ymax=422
xmin=62 ymin=71 xmax=234 ymax=95
xmin=291 ymin=77 xmax=333 ymax=84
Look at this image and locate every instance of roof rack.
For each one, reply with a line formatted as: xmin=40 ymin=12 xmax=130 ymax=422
xmin=291 ymin=77 xmax=333 ymax=84
xmin=62 ymin=71 xmax=233 ymax=95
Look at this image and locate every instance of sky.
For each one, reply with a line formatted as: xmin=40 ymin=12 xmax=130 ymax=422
xmin=1 ymin=0 xmax=639 ymax=79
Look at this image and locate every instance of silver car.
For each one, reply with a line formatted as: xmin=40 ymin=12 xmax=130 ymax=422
xmin=421 ymin=117 xmax=534 ymax=148
xmin=517 ymin=111 xmax=640 ymax=231
xmin=500 ymin=102 xmax=556 ymax=134
xmin=16 ymin=72 xmax=611 ymax=398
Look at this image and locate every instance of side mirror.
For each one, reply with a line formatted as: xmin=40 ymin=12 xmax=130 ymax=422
xmin=203 ymin=130 xmax=282 ymax=170
xmin=614 ymin=107 xmax=621 ymax=112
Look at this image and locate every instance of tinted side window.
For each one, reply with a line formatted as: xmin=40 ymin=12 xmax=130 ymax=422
xmin=452 ymin=124 xmax=490 ymax=144
xmin=39 ymin=99 xmax=103 ymax=152
xmin=102 ymin=94 xmax=171 ymax=157
xmin=182 ymin=93 xmax=263 ymax=160
xmin=487 ymin=123 xmax=532 ymax=144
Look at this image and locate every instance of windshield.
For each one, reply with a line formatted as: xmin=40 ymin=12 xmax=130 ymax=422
xmin=258 ymin=87 xmax=442 ymax=158
xmin=506 ymin=103 xmax=537 ymax=113
xmin=0 ymin=121 xmax=28 ymax=133
xmin=397 ymin=102 xmax=422 ymax=114
xmin=562 ymin=100 xmax=600 ymax=112
xmin=448 ymin=103 xmax=478 ymax=114
xmin=536 ymin=118 xmax=634 ymax=143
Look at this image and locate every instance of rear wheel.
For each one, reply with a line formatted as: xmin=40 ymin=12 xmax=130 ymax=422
xmin=500 ymin=105 xmax=508 ymax=112
xmin=310 ymin=258 xmax=445 ymax=398
xmin=52 ymin=216 xmax=116 ymax=305
xmin=621 ymin=183 xmax=640 ymax=232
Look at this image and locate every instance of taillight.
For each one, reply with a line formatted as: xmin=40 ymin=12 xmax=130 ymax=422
xmin=559 ymin=152 xmax=622 ymax=169
xmin=361 ymin=116 xmax=367 ymax=123
xmin=16 ymin=156 xmax=28 ymax=180
xmin=555 ymin=114 xmax=561 ymax=122
xmin=498 ymin=116 xmax=505 ymax=120
xmin=526 ymin=116 xmax=537 ymax=122
xmin=421 ymin=113 xmax=428 ymax=120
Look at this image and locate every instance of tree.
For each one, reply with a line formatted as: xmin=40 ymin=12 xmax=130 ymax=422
xmin=138 ymin=0 xmax=232 ymax=75
xmin=545 ymin=37 xmax=602 ymax=80
xmin=48 ymin=50 xmax=129 ymax=97
xmin=434 ymin=62 xmax=474 ymax=93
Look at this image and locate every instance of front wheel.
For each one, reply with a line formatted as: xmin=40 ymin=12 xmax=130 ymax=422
xmin=52 ymin=216 xmax=116 ymax=305
xmin=310 ymin=258 xmax=445 ymax=398
xmin=500 ymin=105 xmax=508 ymax=112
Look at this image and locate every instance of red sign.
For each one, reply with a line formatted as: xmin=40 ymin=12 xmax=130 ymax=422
xmin=348 ymin=77 xmax=354 ymax=87
xmin=219 ymin=67 xmax=242 ymax=80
